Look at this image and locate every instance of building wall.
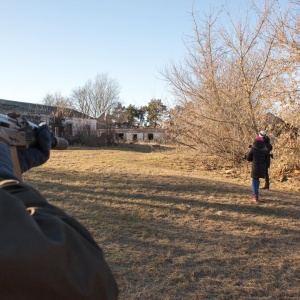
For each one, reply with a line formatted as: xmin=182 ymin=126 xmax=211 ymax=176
xmin=96 ymin=128 xmax=166 ymax=143
xmin=136 ymin=133 xmax=144 ymax=141
xmin=151 ymin=132 xmax=164 ymax=142
xmin=64 ymin=118 xmax=97 ymax=136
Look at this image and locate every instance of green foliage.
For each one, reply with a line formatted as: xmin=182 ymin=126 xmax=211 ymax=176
xmin=145 ymin=99 xmax=167 ymax=128
xmin=125 ymin=104 xmax=139 ymax=127
xmin=111 ymin=102 xmax=127 ymax=126
xmin=110 ymin=99 xmax=168 ymax=128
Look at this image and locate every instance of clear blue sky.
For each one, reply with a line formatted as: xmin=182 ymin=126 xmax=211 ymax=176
xmin=0 ymin=0 xmax=289 ymax=108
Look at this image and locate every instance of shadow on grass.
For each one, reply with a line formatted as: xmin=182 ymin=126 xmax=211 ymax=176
xmin=26 ymin=169 xmax=300 ymax=299
xmin=67 ymin=144 xmax=175 ymax=153
xmin=29 ymin=169 xmax=300 ymax=221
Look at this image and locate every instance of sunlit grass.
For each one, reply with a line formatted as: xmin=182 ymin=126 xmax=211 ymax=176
xmin=24 ymin=145 xmax=300 ymax=299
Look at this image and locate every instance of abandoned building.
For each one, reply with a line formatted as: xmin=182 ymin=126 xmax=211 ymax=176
xmin=100 ymin=127 xmax=166 ymax=143
xmin=0 ymin=99 xmax=96 ymax=138
xmin=96 ymin=112 xmax=166 ymax=143
xmin=262 ymin=112 xmax=299 ymax=140
xmin=0 ymin=99 xmax=167 ymax=144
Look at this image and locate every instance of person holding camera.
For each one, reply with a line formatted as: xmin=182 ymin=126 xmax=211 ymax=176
xmin=259 ymin=130 xmax=273 ymax=190
xmin=0 ymin=124 xmax=118 ymax=299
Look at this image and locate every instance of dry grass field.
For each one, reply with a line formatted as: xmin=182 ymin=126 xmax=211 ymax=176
xmin=23 ymin=145 xmax=300 ymax=300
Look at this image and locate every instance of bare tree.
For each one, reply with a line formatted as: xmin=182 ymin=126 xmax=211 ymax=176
xmin=264 ymin=0 xmax=300 ymax=172
xmin=72 ymin=73 xmax=120 ymax=118
xmin=71 ymin=84 xmax=92 ymax=117
xmin=42 ymin=92 xmax=73 ymax=108
xmin=41 ymin=92 xmax=74 ymax=136
xmin=163 ymin=1 xmax=294 ymax=162
xmin=273 ymin=0 xmax=300 ymax=61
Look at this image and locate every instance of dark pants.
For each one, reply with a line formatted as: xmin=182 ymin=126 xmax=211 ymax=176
xmin=265 ymin=167 xmax=270 ymax=186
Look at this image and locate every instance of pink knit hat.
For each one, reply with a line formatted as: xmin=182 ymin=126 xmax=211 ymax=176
xmin=255 ymin=136 xmax=264 ymax=142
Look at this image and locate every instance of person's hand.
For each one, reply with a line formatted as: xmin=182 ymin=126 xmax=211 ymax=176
xmin=17 ymin=124 xmax=52 ymax=173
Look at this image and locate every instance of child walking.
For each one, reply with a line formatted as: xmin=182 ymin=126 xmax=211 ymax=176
xmin=246 ymin=136 xmax=268 ymax=202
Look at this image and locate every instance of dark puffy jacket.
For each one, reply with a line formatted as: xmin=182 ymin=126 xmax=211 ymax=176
xmin=246 ymin=141 xmax=268 ymax=178
xmin=0 ymin=179 xmax=119 ymax=300
xmin=263 ymin=136 xmax=273 ymax=168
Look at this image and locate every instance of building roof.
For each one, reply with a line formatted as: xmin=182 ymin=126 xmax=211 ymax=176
xmin=0 ymin=99 xmax=92 ymax=119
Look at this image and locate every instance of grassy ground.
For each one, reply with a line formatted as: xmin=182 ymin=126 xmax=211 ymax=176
xmin=23 ymin=145 xmax=300 ymax=299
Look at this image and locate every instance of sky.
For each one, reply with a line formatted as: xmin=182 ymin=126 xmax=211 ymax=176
xmin=0 ymin=0 xmax=289 ymax=108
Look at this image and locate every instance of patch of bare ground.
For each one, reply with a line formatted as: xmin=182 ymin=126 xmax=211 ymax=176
xmin=23 ymin=146 xmax=300 ymax=300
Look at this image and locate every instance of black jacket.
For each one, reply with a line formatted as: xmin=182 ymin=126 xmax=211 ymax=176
xmin=0 ymin=179 xmax=118 ymax=300
xmin=263 ymin=136 xmax=273 ymax=168
xmin=246 ymin=141 xmax=268 ymax=178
